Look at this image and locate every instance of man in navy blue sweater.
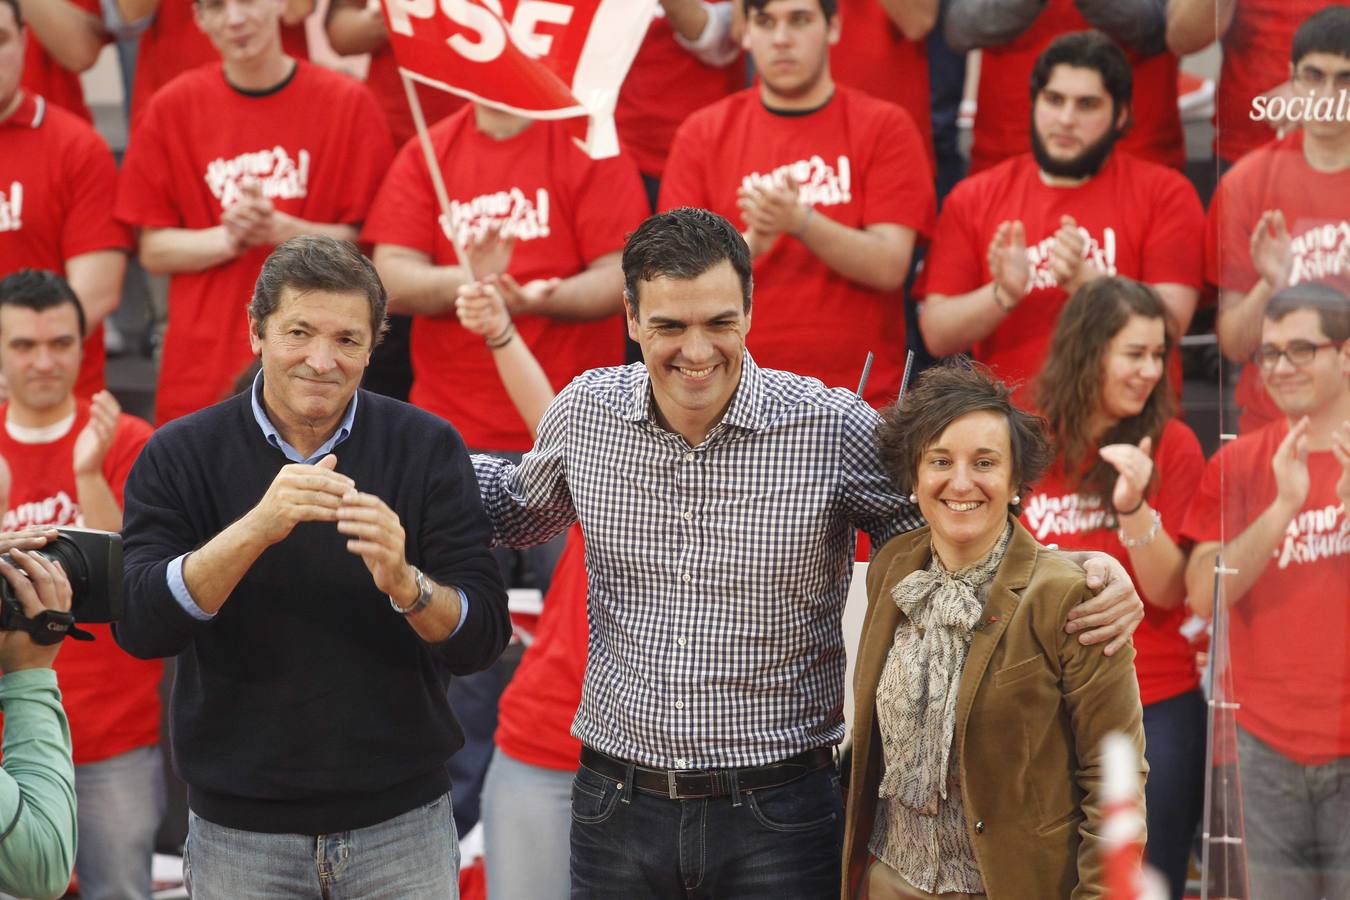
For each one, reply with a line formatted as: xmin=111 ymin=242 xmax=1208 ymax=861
xmin=116 ymin=236 xmax=509 ymax=899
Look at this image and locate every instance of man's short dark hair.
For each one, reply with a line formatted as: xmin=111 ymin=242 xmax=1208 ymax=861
xmin=622 ymin=208 xmax=753 ymax=314
xmin=0 ymin=0 xmax=21 ymax=29
xmin=1265 ymin=281 xmax=1350 ymax=343
xmin=743 ymin=0 xmax=837 ymax=19
xmin=249 ymin=236 xmax=388 ymax=345
xmin=1292 ymin=6 xmax=1350 ymax=66
xmin=876 ymin=363 xmax=1052 ymax=517
xmin=0 ymin=269 xmax=87 ymax=339
xmin=1030 ymin=30 xmax=1134 ymax=118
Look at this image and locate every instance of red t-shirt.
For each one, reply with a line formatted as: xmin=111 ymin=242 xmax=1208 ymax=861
xmin=1021 ymin=419 xmax=1203 ymax=706
xmin=0 ymin=404 xmax=162 ymax=765
xmin=361 ymin=109 xmax=647 ymax=450
xmin=831 ymin=0 xmax=933 ymax=168
xmin=363 ymin=45 xmax=467 ymax=149
xmin=969 ymin=0 xmax=1184 ymax=174
xmin=1180 ymin=420 xmax=1350 ymax=765
xmin=116 ymin=61 xmax=393 ymax=424
xmin=660 ymin=85 xmax=936 ymax=406
xmin=615 ymin=14 xmax=745 ymax=180
xmin=1205 ymin=131 xmax=1350 ymax=433
xmin=495 ymin=524 xmax=587 ymax=771
xmin=128 ymin=1 xmax=310 ymax=129
xmin=1 ymin=94 xmax=129 ymax=399
xmin=1217 ymin=0 xmax=1332 ymax=164
xmin=919 ymin=151 xmax=1203 ymax=395
xmin=19 ymin=0 xmax=104 ymax=122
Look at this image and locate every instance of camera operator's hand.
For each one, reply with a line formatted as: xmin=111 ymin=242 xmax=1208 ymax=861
xmin=0 ymin=546 xmax=72 ymax=672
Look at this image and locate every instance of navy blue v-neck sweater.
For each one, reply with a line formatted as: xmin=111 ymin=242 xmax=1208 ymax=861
xmin=116 ymin=389 xmax=509 ymax=834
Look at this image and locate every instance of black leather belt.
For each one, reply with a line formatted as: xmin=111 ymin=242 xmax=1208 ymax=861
xmin=580 ymin=745 xmax=834 ymax=800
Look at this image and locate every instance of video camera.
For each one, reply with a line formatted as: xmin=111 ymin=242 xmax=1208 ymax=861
xmin=0 ymin=527 xmax=122 ymax=645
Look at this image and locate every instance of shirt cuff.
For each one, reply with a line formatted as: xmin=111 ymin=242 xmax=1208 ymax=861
xmin=167 ymin=554 xmax=216 ymax=622
xmin=449 ymin=589 xmax=469 ymax=639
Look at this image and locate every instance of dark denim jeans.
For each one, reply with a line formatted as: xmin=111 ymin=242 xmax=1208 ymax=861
xmin=569 ymin=760 xmax=843 ymax=899
xmin=1141 ymin=689 xmax=1207 ymax=900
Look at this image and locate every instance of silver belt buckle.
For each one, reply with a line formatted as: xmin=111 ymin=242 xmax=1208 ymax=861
xmin=667 ymin=770 xmax=681 ymax=800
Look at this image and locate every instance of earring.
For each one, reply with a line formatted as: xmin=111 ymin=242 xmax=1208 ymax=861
xmin=908 ymin=493 xmax=917 ymax=504
xmin=1012 ymin=495 xmax=1021 ymax=506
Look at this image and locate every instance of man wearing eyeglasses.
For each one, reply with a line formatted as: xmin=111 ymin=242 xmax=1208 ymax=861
xmin=1205 ymin=5 xmax=1350 ymax=433
xmin=1183 ymin=281 xmax=1350 ymax=900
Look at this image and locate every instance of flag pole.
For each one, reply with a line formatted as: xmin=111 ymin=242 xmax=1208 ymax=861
xmin=399 ymin=69 xmax=474 ymax=279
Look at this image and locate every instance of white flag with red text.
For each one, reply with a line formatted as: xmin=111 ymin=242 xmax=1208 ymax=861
xmin=380 ymin=0 xmax=657 ymax=158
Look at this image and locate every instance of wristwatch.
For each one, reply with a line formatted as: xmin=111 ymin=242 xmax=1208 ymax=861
xmin=389 ymin=566 xmax=433 ymax=616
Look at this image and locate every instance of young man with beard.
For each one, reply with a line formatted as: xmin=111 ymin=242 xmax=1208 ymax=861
xmin=1183 ymin=282 xmax=1350 ymax=900
xmin=115 ymin=0 xmax=390 ymax=424
xmin=919 ymin=29 xmax=1203 ymax=398
xmin=0 ymin=0 xmax=128 ymax=401
xmin=0 ymin=270 xmax=163 ymax=900
xmin=1205 ymin=6 xmax=1350 ymax=433
xmin=659 ymin=0 xmax=936 ymax=409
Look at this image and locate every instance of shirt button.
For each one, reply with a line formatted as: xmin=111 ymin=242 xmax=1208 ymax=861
xmin=683 ymin=452 xmax=695 ymax=462
xmin=675 ymin=758 xmax=688 ymax=768
xmin=974 ymin=821 xmax=985 ymax=834
xmin=675 ymin=700 xmax=685 ymax=710
xmin=676 ymin=637 xmax=687 ymax=647
xmin=681 ymin=573 xmax=691 ymax=583
xmin=682 ymin=511 xmax=693 ymax=521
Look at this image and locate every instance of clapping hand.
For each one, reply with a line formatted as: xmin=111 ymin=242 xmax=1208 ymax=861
xmin=1250 ymin=210 xmax=1293 ymax=291
xmin=1331 ymin=420 xmax=1350 ymax=510
xmin=987 ymin=220 xmax=1031 ymax=308
xmin=1099 ymin=436 xmax=1155 ymax=515
xmin=1271 ymin=416 xmax=1312 ymax=513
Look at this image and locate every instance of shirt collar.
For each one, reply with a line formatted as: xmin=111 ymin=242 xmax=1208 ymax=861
xmin=624 ymin=350 xmax=768 ymax=434
xmin=250 ymin=371 xmax=358 ymax=463
xmin=1 ymin=93 xmax=44 ymax=130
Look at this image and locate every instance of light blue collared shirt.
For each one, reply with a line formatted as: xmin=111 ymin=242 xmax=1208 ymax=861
xmin=167 ymin=375 xmax=467 ymax=633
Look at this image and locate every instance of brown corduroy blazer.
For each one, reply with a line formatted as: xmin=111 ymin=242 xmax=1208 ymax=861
xmin=841 ymin=518 xmax=1146 ymax=900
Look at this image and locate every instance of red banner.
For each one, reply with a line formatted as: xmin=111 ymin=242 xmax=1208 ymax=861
xmin=381 ymin=0 xmax=656 ymax=157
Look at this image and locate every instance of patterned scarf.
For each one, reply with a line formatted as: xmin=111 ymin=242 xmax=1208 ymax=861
xmin=875 ymin=524 xmax=1013 ymax=816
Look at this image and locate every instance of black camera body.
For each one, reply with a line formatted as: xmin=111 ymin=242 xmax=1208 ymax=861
xmin=0 ymin=528 xmax=122 ymax=631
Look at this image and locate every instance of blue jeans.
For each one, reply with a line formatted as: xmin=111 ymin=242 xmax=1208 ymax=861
xmin=482 ymin=748 xmax=573 ymax=900
xmin=1141 ymin=690 xmax=1206 ymax=900
xmin=1237 ymin=727 xmax=1350 ymax=900
xmin=183 ymin=793 xmax=459 ymax=899
xmin=75 ymin=744 xmax=166 ymax=900
xmin=569 ymin=759 xmax=843 ymax=899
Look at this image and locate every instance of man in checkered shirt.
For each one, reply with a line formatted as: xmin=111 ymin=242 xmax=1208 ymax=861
xmin=472 ymin=207 xmax=1143 ymax=898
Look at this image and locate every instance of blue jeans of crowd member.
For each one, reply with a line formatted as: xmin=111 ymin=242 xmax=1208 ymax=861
xmin=183 ymin=793 xmax=459 ymax=900
xmin=74 ymin=744 xmax=167 ymax=900
xmin=569 ymin=758 xmax=843 ymax=899
xmin=1237 ymin=727 xmax=1350 ymax=900
xmin=1141 ymin=689 xmax=1207 ymax=900
xmin=482 ymin=748 xmax=573 ymax=900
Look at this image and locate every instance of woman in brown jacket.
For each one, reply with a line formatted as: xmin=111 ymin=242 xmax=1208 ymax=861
xmin=842 ymin=365 xmax=1146 ymax=900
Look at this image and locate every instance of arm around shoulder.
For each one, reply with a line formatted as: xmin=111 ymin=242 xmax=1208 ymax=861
xmin=1052 ymin=574 xmax=1146 ymax=897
